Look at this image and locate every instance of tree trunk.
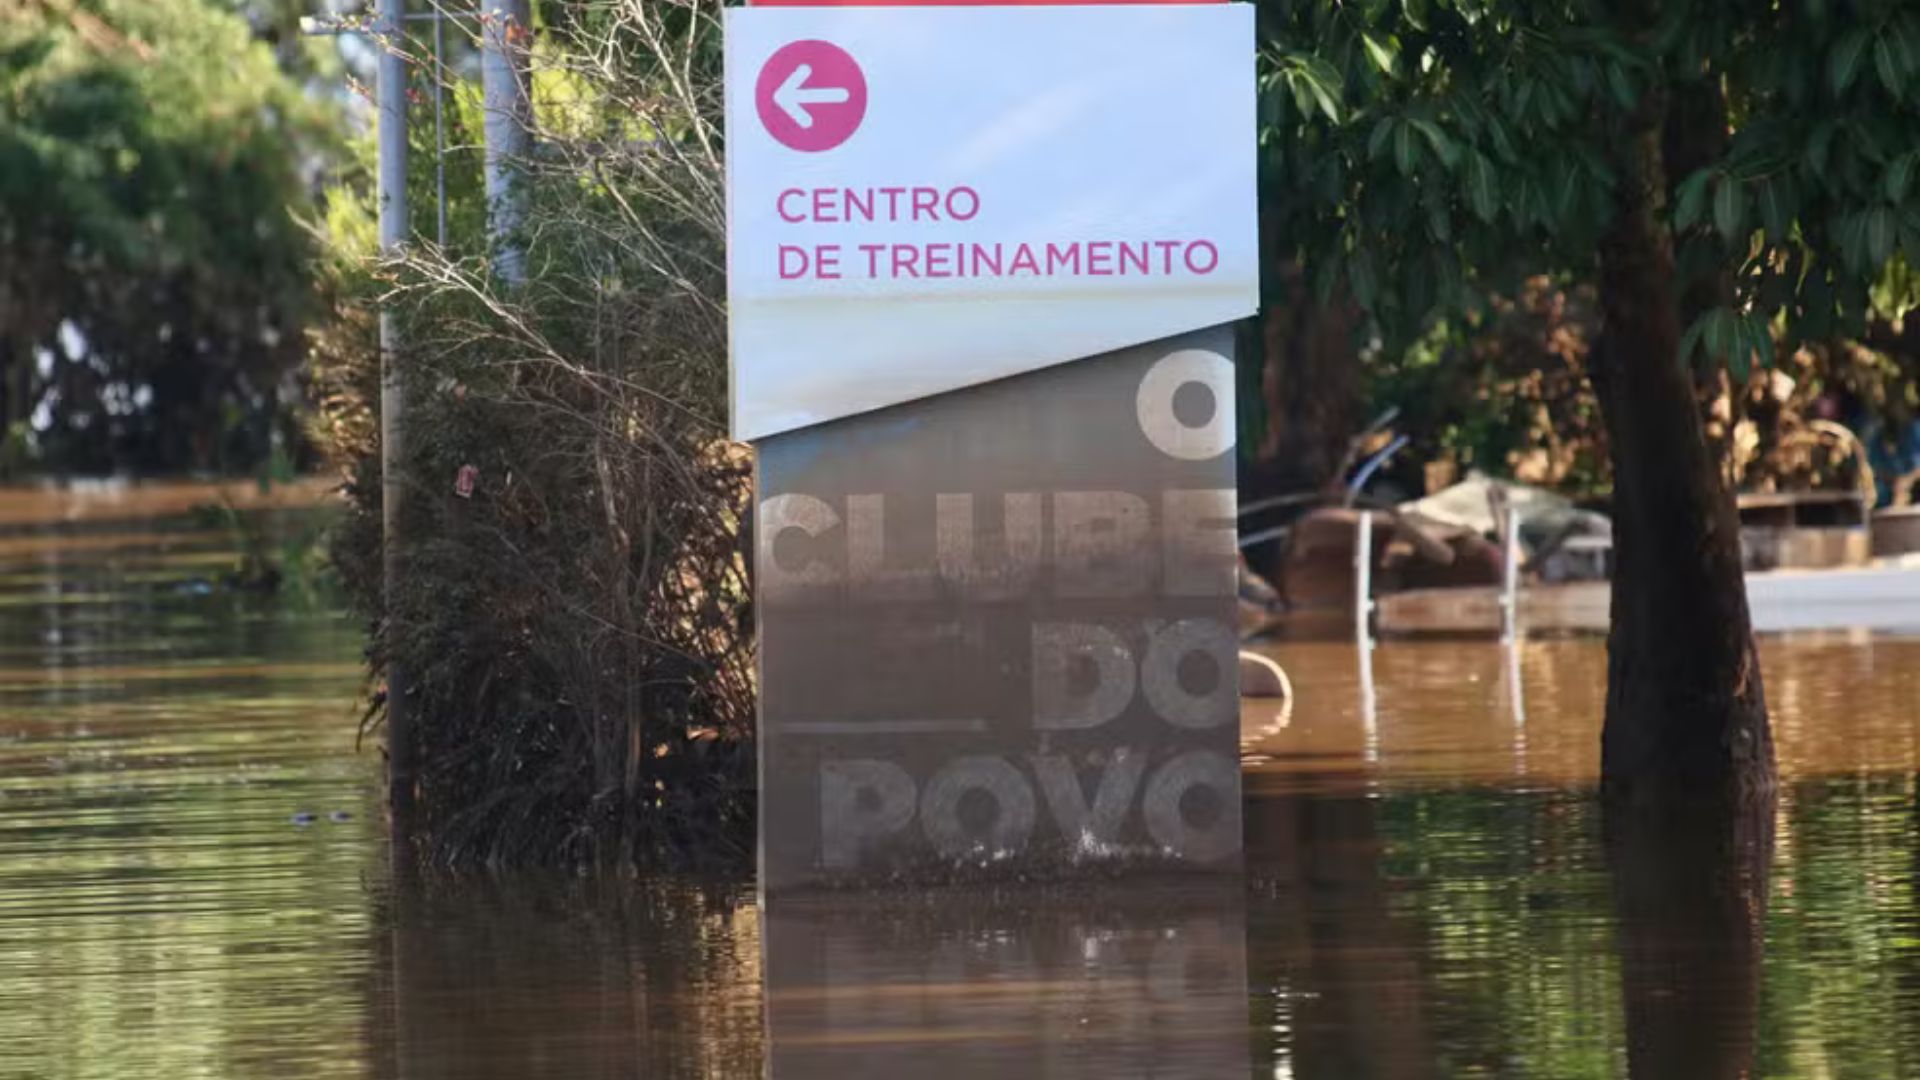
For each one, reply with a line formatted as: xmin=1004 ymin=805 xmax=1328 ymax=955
xmin=1241 ymin=258 xmax=1361 ymax=501
xmin=1589 ymin=88 xmax=1775 ymax=803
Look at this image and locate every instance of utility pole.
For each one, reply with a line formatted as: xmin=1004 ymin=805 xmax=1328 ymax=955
xmin=377 ymin=0 xmax=413 ymax=819
xmin=481 ymin=0 xmax=532 ymax=284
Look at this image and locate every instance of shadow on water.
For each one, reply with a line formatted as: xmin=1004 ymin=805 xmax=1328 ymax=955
xmin=1604 ymin=794 xmax=1773 ymax=1080
xmin=5 ymin=488 xmax=1920 ymax=1077
xmin=369 ymin=871 xmax=764 ymax=1080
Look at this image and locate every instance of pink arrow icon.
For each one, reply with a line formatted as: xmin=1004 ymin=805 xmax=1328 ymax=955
xmin=755 ymin=40 xmax=867 ymax=153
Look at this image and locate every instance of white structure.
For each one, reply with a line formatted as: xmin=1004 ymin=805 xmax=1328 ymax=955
xmin=724 ymin=4 xmax=1257 ymax=440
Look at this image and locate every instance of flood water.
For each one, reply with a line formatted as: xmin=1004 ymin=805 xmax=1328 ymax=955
xmin=3 ymin=487 xmax=1920 ymax=1078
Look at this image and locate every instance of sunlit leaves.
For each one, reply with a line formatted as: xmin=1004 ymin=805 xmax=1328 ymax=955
xmin=1273 ymin=52 xmax=1343 ymax=123
xmin=1361 ymin=32 xmax=1399 ymax=77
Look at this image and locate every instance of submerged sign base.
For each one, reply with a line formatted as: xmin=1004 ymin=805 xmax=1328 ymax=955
xmin=754 ymin=329 xmax=1243 ymax=892
xmin=762 ymin=880 xmax=1249 ymax=1075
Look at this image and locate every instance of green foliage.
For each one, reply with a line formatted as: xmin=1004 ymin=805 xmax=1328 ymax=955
xmin=1255 ymin=0 xmax=1920 ymax=375
xmin=0 ymin=0 xmax=335 ymax=473
xmin=314 ymin=0 xmax=753 ymax=868
xmin=1369 ymin=278 xmax=1613 ymax=495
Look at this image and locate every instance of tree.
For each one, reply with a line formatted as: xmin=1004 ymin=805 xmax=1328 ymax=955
xmin=0 ymin=0 xmax=330 ymax=474
xmin=1256 ymin=0 xmax=1920 ymax=799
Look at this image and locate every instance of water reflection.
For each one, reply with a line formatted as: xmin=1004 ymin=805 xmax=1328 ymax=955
xmin=5 ymin=487 xmax=1920 ymax=1077
xmin=1246 ymin=790 xmax=1436 ymax=1077
xmin=373 ymin=874 xmax=763 ymax=1079
xmin=1244 ymin=635 xmax=1920 ymax=789
xmin=761 ymin=881 xmax=1248 ymax=1077
xmin=1605 ymin=795 xmax=1772 ymax=1080
xmin=0 ymin=489 xmax=372 ymax=1079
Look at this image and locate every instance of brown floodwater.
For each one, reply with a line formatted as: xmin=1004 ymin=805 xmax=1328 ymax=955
xmin=2 ymin=485 xmax=1919 ymax=1078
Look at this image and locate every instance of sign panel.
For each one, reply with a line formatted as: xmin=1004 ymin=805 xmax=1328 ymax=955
xmin=755 ymin=327 xmax=1242 ymax=891
xmin=725 ymin=4 xmax=1256 ymax=440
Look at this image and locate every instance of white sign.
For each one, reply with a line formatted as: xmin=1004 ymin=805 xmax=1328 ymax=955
xmin=724 ymin=4 xmax=1257 ymax=441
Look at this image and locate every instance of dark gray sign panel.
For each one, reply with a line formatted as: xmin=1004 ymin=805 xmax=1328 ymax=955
xmin=754 ymin=327 xmax=1242 ymax=891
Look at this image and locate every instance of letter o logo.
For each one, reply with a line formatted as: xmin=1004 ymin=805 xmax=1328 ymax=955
xmin=920 ymin=755 xmax=1036 ymax=859
xmin=1141 ymin=619 xmax=1236 ymax=730
xmin=1142 ymin=750 xmax=1241 ymax=863
xmin=1136 ymin=348 xmax=1235 ymax=461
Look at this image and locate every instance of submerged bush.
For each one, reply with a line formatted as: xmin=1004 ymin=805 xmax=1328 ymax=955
xmin=316 ymin=0 xmax=753 ymax=868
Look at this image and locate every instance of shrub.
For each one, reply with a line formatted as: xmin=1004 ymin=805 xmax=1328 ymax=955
xmin=316 ymin=0 xmax=753 ymax=869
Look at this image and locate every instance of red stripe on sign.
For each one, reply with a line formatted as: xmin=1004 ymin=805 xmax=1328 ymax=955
xmin=750 ymin=0 xmax=1220 ymax=5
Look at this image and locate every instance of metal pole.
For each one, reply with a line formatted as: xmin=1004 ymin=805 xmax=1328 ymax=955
xmin=1500 ymin=507 xmax=1522 ymax=644
xmin=1353 ymin=510 xmax=1374 ymax=650
xmin=481 ymin=0 xmax=532 ymax=284
xmin=377 ymin=0 xmax=413 ymax=818
xmin=433 ymin=9 xmax=447 ymax=248
xmin=1355 ymin=511 xmax=1378 ymax=762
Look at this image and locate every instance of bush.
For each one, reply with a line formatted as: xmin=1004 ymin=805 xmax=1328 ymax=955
xmin=316 ymin=0 xmax=753 ymax=869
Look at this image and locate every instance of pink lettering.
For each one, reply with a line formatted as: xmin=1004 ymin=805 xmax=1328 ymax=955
xmin=1154 ymin=240 xmax=1181 ymax=274
xmin=1086 ymin=241 xmax=1113 ymax=276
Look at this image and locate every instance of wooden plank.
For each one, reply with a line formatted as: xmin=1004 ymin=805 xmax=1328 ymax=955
xmin=1375 ymin=585 xmax=1503 ymax=635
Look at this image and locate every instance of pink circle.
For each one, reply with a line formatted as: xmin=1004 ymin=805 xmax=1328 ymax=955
xmin=755 ymin=40 xmax=867 ymax=154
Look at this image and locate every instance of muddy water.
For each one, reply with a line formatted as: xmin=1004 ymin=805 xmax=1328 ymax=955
xmin=3 ymin=488 xmax=1920 ymax=1078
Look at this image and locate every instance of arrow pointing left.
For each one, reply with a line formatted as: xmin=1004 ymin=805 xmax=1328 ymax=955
xmin=774 ymin=63 xmax=850 ymax=129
